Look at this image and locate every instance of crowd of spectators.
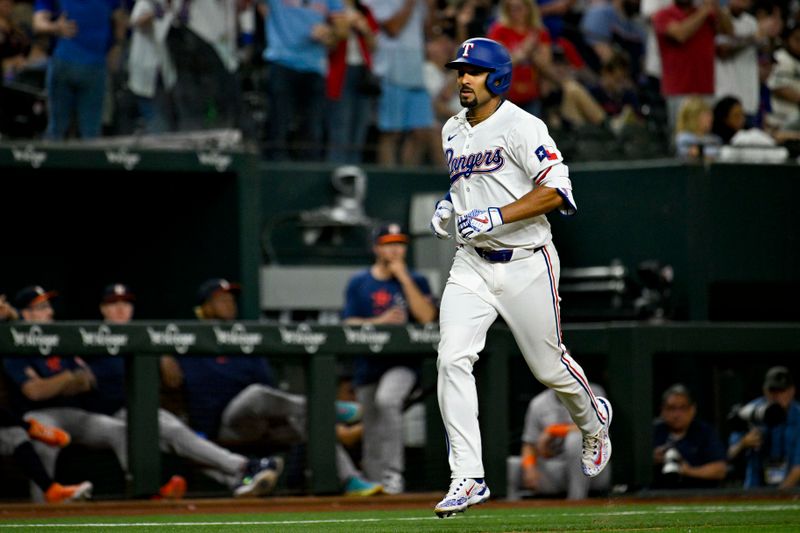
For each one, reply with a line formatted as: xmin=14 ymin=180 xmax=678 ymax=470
xmin=1 ymin=0 xmax=800 ymax=162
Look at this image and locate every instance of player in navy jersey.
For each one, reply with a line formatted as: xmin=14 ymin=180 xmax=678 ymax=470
xmin=342 ymin=223 xmax=438 ymax=494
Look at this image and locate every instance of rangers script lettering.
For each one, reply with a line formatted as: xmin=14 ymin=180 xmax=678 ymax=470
xmin=446 ymin=148 xmax=506 ymax=183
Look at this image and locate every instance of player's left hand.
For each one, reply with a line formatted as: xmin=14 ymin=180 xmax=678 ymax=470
xmin=457 ymin=207 xmax=503 ymax=241
xmin=430 ymin=198 xmax=454 ymax=239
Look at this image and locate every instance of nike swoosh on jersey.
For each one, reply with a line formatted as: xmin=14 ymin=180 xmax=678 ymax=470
xmin=447 ymin=133 xmax=458 ymax=141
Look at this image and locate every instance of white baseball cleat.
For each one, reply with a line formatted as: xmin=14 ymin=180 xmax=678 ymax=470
xmin=581 ymin=396 xmax=613 ymax=477
xmin=434 ymin=478 xmax=490 ymax=518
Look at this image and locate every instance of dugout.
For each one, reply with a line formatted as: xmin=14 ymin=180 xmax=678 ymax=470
xmin=0 ymin=142 xmax=798 ymax=500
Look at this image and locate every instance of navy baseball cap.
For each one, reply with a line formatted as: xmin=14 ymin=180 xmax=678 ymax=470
xmin=101 ymin=283 xmax=135 ymax=304
xmin=197 ymin=278 xmax=241 ymax=304
xmin=373 ymin=223 xmax=409 ymax=245
xmin=764 ymin=366 xmax=794 ymax=391
xmin=15 ymin=285 xmax=58 ymax=310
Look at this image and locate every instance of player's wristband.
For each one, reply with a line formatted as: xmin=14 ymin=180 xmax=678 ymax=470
xmin=487 ymin=207 xmax=504 ymax=228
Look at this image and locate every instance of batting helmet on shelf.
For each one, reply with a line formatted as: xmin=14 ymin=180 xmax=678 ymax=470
xmin=445 ymin=37 xmax=513 ymax=95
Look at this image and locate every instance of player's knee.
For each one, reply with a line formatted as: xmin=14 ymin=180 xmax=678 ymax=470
xmin=2 ymin=426 xmax=30 ymax=449
xmin=436 ymin=351 xmax=476 ymax=376
xmin=373 ymin=393 xmax=404 ymax=411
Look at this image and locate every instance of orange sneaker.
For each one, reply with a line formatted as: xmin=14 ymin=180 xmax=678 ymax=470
xmin=45 ymin=481 xmax=93 ymax=503
xmin=28 ymin=418 xmax=71 ymax=448
xmin=158 ymin=475 xmax=187 ymax=500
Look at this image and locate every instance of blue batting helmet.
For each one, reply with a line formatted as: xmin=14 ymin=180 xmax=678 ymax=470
xmin=445 ymin=38 xmax=513 ymax=95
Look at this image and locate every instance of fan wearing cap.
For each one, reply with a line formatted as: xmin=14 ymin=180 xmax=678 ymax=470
xmin=158 ymin=278 xmax=382 ymax=496
xmin=728 ymin=366 xmax=800 ymax=489
xmin=80 ymin=284 xmax=283 ymax=499
xmin=341 ymin=223 xmax=437 ymax=494
xmin=2 ymin=285 xmax=131 ymax=502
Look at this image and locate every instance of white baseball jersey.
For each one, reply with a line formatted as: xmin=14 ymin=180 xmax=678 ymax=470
xmin=435 ymin=99 xmax=609 ymax=483
xmin=441 ymin=100 xmax=577 ymax=250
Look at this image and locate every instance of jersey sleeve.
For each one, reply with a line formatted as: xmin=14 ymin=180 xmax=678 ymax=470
xmin=412 ymin=273 xmax=432 ymax=296
xmin=510 ymin=118 xmax=577 ymax=215
xmin=341 ymin=275 xmax=363 ymax=319
xmin=3 ymin=358 xmax=32 ymax=388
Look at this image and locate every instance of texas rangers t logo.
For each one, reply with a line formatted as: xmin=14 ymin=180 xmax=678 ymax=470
xmin=462 ymin=42 xmax=475 ymax=57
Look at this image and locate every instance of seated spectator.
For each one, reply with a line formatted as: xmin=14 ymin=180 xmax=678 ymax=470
xmin=588 ymin=52 xmax=642 ymax=131
xmin=0 ymin=408 xmax=92 ymax=503
xmin=766 ymin=21 xmax=800 ymax=131
xmin=580 ymin=0 xmax=646 ymax=76
xmin=33 ymin=0 xmax=127 ymax=139
xmin=728 ymin=366 xmax=800 ymax=489
xmin=159 ymin=278 xmax=382 ymax=496
xmin=712 ymin=95 xmax=746 ymax=144
xmin=713 ymin=93 xmax=800 ymax=159
xmin=341 ymin=224 xmax=437 ymax=494
xmin=544 ymin=44 xmax=607 ymax=128
xmin=652 ymin=384 xmax=726 ymax=489
xmin=86 ymin=283 xmax=284 ymax=498
xmin=674 ymin=96 xmax=721 ymax=159
xmin=507 ymin=384 xmax=611 ymax=500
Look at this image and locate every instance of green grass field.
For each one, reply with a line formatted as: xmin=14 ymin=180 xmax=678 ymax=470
xmin=1 ymin=501 xmax=799 ymax=532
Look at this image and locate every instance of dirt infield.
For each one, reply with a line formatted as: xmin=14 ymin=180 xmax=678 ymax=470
xmin=1 ymin=492 xmax=798 ymax=520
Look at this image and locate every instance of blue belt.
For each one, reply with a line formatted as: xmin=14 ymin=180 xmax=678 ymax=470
xmin=475 ymin=246 xmax=544 ymax=263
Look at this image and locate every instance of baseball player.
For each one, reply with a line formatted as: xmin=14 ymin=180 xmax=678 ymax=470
xmin=0 ymin=408 xmax=93 ymax=503
xmin=3 ymin=285 xmax=281 ymax=501
xmin=429 ymin=38 xmax=612 ymax=518
xmin=341 ymin=223 xmax=438 ymax=494
xmin=86 ymin=283 xmax=284 ymax=498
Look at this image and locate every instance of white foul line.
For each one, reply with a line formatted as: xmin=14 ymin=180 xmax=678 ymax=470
xmin=0 ymin=504 xmax=798 ymax=528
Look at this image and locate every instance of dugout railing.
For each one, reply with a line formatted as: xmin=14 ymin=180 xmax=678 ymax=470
xmin=2 ymin=321 xmax=799 ymax=499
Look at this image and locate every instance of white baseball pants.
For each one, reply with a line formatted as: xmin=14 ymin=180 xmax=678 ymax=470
xmin=437 ymin=243 xmax=607 ymax=479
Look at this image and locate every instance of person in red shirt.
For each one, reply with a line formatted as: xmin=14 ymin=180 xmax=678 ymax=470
xmin=653 ymin=0 xmax=732 ymax=127
xmin=487 ymin=0 xmax=554 ymax=115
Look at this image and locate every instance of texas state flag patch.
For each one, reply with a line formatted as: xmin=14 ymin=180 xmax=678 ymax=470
xmin=535 ymin=145 xmax=558 ymax=162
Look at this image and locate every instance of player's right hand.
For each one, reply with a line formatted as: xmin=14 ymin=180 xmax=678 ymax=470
xmin=430 ymin=199 xmax=454 ymax=239
xmin=457 ymin=207 xmax=503 ymax=240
